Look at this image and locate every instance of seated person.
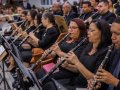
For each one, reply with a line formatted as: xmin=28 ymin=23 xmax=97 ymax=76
xmin=88 ymin=17 xmax=120 ymax=90
xmin=42 ymin=19 xmax=112 ymax=90
xmin=36 ymin=18 xmax=88 ymax=80
xmin=21 ymin=12 xmax=60 ymax=67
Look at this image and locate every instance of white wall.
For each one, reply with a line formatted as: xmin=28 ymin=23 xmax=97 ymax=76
xmin=28 ymin=0 xmax=79 ymax=8
xmin=29 ymin=0 xmax=52 ymax=8
xmin=29 ymin=0 xmax=42 ymax=8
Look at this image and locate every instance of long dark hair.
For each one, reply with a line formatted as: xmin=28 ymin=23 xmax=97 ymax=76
xmin=35 ymin=13 xmax=42 ymax=25
xmin=91 ymin=19 xmax=112 ymax=50
xmin=42 ymin=12 xmax=55 ymax=25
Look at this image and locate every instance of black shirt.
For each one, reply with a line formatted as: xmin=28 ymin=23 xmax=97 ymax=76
xmin=92 ymin=11 xmax=116 ymax=24
xmin=64 ymin=11 xmax=78 ymax=25
xmin=38 ymin=26 xmax=60 ymax=50
xmin=72 ymin=43 xmax=109 ymax=88
xmin=50 ymin=37 xmax=88 ymax=80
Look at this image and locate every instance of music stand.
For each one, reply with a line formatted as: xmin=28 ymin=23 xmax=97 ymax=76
xmin=55 ymin=15 xmax=68 ymax=33
xmin=0 ymin=35 xmax=42 ymax=90
xmin=0 ymin=45 xmax=10 ymax=90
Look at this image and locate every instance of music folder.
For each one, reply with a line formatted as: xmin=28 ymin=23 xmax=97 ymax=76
xmin=55 ymin=15 xmax=68 ymax=33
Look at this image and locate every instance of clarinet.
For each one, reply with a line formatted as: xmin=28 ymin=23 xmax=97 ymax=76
xmin=18 ymin=24 xmax=42 ymax=47
xmin=40 ymin=37 xmax=87 ymax=84
xmin=10 ymin=20 xmax=26 ymax=37
xmin=11 ymin=22 xmax=35 ymax=44
xmin=92 ymin=44 xmax=114 ymax=90
xmin=31 ymin=33 xmax=70 ymax=70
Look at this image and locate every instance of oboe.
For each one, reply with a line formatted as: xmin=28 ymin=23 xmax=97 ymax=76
xmin=91 ymin=44 xmax=114 ymax=90
xmin=40 ymin=37 xmax=87 ymax=84
xmin=31 ymin=33 xmax=70 ymax=70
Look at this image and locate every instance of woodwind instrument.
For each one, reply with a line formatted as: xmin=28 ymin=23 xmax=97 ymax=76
xmin=31 ymin=33 xmax=70 ymax=70
xmin=40 ymin=37 xmax=87 ymax=84
xmin=11 ymin=23 xmax=31 ymax=44
xmin=84 ymin=11 xmax=99 ymax=23
xmin=18 ymin=24 xmax=42 ymax=47
xmin=91 ymin=44 xmax=114 ymax=90
xmin=0 ymin=14 xmax=20 ymax=18
xmin=10 ymin=20 xmax=26 ymax=37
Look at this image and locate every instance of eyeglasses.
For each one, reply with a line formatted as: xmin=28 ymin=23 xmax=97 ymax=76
xmin=69 ymin=26 xmax=79 ymax=29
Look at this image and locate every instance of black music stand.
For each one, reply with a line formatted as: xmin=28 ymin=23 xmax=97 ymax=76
xmin=0 ymin=40 xmax=11 ymax=90
xmin=0 ymin=35 xmax=42 ymax=90
xmin=55 ymin=15 xmax=68 ymax=33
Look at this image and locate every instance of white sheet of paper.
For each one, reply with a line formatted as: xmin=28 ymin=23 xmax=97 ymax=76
xmin=0 ymin=45 xmax=5 ymax=55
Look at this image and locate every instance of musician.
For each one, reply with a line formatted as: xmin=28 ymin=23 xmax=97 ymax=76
xmin=108 ymin=0 xmax=114 ymax=13
xmin=25 ymin=9 xmax=36 ymax=33
xmin=16 ymin=6 xmax=24 ymax=15
xmin=15 ymin=6 xmax=25 ymax=23
xmin=88 ymin=0 xmax=116 ymax=24
xmin=114 ymin=0 xmax=120 ymax=16
xmin=89 ymin=0 xmax=99 ymax=12
xmin=28 ymin=12 xmax=60 ymax=50
xmin=51 ymin=1 xmax=63 ymax=16
xmin=79 ymin=1 xmax=94 ymax=21
xmin=42 ymin=19 xmax=112 ymax=90
xmin=36 ymin=18 xmax=87 ymax=79
xmin=20 ymin=12 xmax=59 ymax=67
xmin=7 ymin=10 xmax=37 ymax=70
xmin=62 ymin=1 xmax=78 ymax=24
xmin=88 ymin=17 xmax=120 ymax=90
xmin=22 ymin=0 xmax=31 ymax=10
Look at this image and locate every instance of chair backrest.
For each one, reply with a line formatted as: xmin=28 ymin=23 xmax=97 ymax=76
xmin=55 ymin=15 xmax=68 ymax=33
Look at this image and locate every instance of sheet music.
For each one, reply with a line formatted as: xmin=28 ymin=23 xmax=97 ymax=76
xmin=0 ymin=45 xmax=5 ymax=55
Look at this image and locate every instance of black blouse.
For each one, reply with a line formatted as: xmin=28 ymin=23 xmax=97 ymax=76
xmin=50 ymin=37 xmax=88 ymax=80
xmin=26 ymin=25 xmax=36 ymax=34
xmin=72 ymin=43 xmax=109 ymax=88
xmin=37 ymin=26 xmax=60 ymax=50
xmin=59 ymin=37 xmax=88 ymax=57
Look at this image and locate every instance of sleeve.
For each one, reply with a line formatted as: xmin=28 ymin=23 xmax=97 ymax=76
xmin=38 ymin=28 xmax=58 ymax=49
